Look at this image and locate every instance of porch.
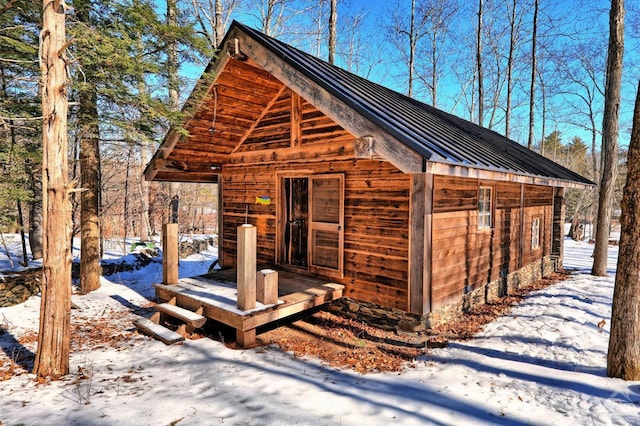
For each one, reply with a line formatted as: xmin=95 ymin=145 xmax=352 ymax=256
xmin=153 ymin=268 xmax=344 ymax=347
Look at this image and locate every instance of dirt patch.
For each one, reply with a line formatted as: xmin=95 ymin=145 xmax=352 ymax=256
xmin=249 ymin=272 xmax=569 ymax=374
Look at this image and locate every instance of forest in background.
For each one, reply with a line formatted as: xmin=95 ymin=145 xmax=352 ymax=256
xmin=1 ymin=0 xmax=638 ymax=258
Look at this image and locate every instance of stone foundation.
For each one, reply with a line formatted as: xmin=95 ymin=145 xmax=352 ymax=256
xmin=328 ymin=299 xmax=427 ymax=334
xmin=0 ymin=268 xmax=41 ymax=307
xmin=427 ymin=255 xmax=559 ymax=328
xmin=328 ymin=256 xmax=559 ymax=334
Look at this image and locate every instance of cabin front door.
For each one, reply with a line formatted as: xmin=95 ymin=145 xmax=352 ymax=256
xmin=278 ymin=174 xmax=344 ymax=278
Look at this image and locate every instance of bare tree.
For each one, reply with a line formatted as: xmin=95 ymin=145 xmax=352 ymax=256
xmin=191 ymin=0 xmax=239 ymax=48
xmin=592 ymin=0 xmax=624 ymax=277
xmin=327 ymin=0 xmax=336 ymax=64
xmin=34 ymin=0 xmax=72 ymax=378
xmin=384 ymin=0 xmax=432 ymax=98
xmin=476 ymin=0 xmax=484 ymax=125
xmin=247 ymin=0 xmax=314 ymax=38
xmin=560 ymin=43 xmax=605 ymax=181
xmin=607 ymin=80 xmax=640 ymax=380
xmin=527 ymin=0 xmax=538 ymax=149
xmin=414 ymin=0 xmax=458 ymax=108
xmin=504 ymin=0 xmax=524 ymax=138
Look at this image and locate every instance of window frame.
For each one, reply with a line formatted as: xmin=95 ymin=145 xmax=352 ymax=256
xmin=478 ymin=186 xmax=493 ymax=230
xmin=531 ymin=216 xmax=541 ymax=250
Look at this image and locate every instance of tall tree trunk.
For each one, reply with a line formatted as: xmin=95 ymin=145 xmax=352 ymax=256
xmin=592 ymin=0 xmax=624 ymax=277
xmin=139 ymin=144 xmax=151 ymax=241
xmin=539 ymin=75 xmax=546 ymax=155
xmin=34 ymin=0 xmax=72 ymax=379
xmin=527 ymin=0 xmax=538 ymax=149
xmin=505 ymin=0 xmax=517 ymax=138
xmin=214 ymin=0 xmax=224 ymax=48
xmin=607 ymin=79 xmax=639 ymax=380
xmin=476 ymin=0 xmax=483 ymax=126
xmin=77 ymin=0 xmax=101 ymax=294
xmin=167 ymin=0 xmax=181 ymax=222
xmin=408 ymin=0 xmax=416 ymax=97
xmin=328 ymin=0 xmax=337 ymax=64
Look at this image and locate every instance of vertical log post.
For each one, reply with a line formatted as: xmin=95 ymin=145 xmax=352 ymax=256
xmin=162 ymin=223 xmax=179 ymax=284
xmin=237 ymin=224 xmax=256 ymax=311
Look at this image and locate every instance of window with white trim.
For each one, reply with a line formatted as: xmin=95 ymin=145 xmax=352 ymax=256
xmin=478 ymin=186 xmax=493 ymax=230
xmin=531 ymin=217 xmax=541 ymax=249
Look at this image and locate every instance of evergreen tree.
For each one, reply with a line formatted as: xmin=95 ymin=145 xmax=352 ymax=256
xmin=0 ymin=0 xmax=42 ymax=259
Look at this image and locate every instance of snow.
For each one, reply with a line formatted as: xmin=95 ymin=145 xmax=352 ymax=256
xmin=1 ymin=235 xmax=639 ymax=425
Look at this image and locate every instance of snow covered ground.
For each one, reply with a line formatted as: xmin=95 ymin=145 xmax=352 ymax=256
xmin=0 ymin=236 xmax=638 ymax=425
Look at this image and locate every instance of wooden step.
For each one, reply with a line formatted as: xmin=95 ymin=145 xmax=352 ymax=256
xmin=155 ymin=303 xmax=207 ymax=328
xmin=133 ymin=318 xmax=185 ymax=345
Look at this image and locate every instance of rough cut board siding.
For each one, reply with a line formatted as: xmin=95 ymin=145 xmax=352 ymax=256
xmin=221 ymin=158 xmax=410 ymax=310
xmin=218 ymin=92 xmax=410 ymax=310
xmin=239 ymin=89 xmax=291 ymax=152
xmin=300 ymin=99 xmax=348 ymax=144
xmin=430 ymin=176 xmax=554 ymax=309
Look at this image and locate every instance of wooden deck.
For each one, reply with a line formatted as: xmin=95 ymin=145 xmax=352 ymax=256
xmin=154 ymin=268 xmax=344 ymax=347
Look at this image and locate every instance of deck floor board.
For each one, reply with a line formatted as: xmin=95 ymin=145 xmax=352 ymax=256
xmin=153 ymin=268 xmax=344 ymax=346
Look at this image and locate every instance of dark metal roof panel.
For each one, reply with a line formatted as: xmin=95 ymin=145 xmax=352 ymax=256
xmin=233 ymin=22 xmax=593 ymax=186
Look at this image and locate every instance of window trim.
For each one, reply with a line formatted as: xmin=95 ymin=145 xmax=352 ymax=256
xmin=478 ymin=186 xmax=493 ymax=230
xmin=531 ymin=216 xmax=541 ymax=250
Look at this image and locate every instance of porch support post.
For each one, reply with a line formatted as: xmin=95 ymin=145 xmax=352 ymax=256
xmin=551 ymin=187 xmax=566 ymax=266
xmin=409 ymin=173 xmax=433 ymax=315
xmin=162 ymin=223 xmax=179 ymax=284
xmin=518 ymin=183 xmax=525 ymax=269
xmin=217 ymin=177 xmax=224 ymax=266
xmin=237 ymin=224 xmax=256 ymax=311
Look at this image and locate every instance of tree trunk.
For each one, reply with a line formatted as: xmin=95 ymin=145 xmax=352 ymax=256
xmin=408 ymin=0 xmax=416 ymax=98
xmin=167 ymin=0 xmax=181 ymax=217
xmin=77 ymin=0 xmax=101 ymax=294
xmin=29 ymin=193 xmax=43 ymax=260
xmin=214 ymin=0 xmax=224 ymax=48
xmin=17 ymin=201 xmax=28 ymax=266
xmin=476 ymin=0 xmax=483 ymax=126
xmin=505 ymin=0 xmax=517 ymax=138
xmin=527 ymin=0 xmax=538 ymax=149
xmin=328 ymin=0 xmax=337 ymax=64
xmin=139 ymin=144 xmax=151 ymax=241
xmin=592 ymin=0 xmax=624 ymax=277
xmin=34 ymin=0 xmax=72 ymax=379
xmin=607 ymin=79 xmax=640 ymax=380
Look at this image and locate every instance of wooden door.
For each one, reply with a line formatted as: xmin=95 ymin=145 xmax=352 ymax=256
xmin=309 ymin=174 xmax=344 ymax=277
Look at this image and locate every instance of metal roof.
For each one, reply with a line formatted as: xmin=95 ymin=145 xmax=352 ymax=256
xmin=233 ymin=21 xmax=593 ymax=186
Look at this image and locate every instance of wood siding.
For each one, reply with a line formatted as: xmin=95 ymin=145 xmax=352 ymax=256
xmin=431 ymin=176 xmax=553 ymax=309
xmin=221 ymin=98 xmax=411 ymax=310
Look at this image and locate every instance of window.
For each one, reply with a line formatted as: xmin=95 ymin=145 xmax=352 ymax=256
xmin=478 ymin=186 xmax=493 ymax=230
xmin=531 ymin=217 xmax=541 ymax=249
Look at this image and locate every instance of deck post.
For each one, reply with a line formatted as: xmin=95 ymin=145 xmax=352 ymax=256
xmin=162 ymin=223 xmax=179 ymax=284
xmin=236 ymin=328 xmax=256 ymax=348
xmin=237 ymin=224 xmax=256 ymax=310
xmin=257 ymin=269 xmax=278 ymax=305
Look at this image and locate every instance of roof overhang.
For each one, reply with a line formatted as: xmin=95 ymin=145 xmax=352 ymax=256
xmin=425 ymin=160 xmax=595 ymax=189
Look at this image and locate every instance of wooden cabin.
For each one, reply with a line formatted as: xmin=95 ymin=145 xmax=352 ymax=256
xmin=145 ymin=21 xmax=592 ymax=326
